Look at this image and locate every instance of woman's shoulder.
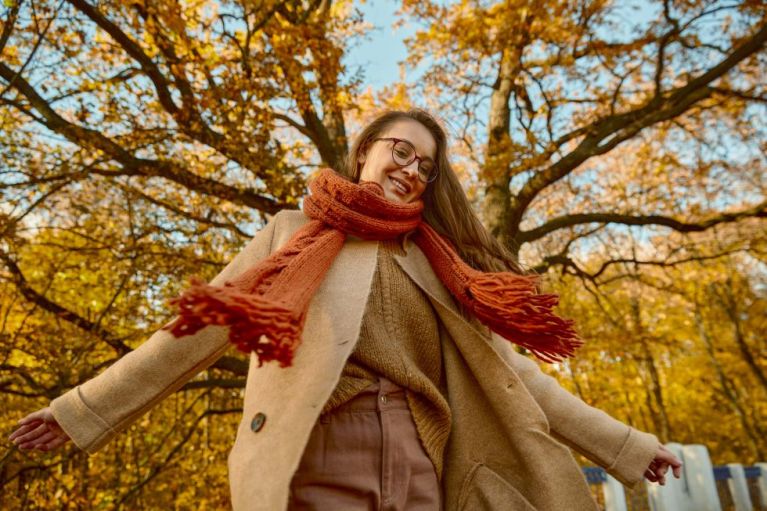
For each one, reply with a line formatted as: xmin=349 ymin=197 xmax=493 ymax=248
xmin=272 ymin=209 xmax=309 ymax=228
xmin=268 ymin=209 xmax=310 ymax=243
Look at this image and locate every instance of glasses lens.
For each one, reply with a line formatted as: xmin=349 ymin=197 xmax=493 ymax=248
xmin=418 ymin=162 xmax=437 ymax=183
xmin=392 ymin=140 xmax=415 ymax=165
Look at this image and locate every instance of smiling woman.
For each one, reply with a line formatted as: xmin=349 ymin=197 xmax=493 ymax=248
xmin=9 ymin=108 xmax=680 ymax=511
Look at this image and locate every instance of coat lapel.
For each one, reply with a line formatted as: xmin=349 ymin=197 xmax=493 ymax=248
xmin=392 ymin=238 xmax=459 ymax=317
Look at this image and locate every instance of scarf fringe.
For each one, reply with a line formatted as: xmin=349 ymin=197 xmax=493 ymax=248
xmin=161 ymin=276 xmax=302 ymax=367
xmin=468 ymin=273 xmax=583 ymax=363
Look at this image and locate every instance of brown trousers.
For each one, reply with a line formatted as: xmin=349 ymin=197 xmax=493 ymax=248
xmin=288 ymin=377 xmax=442 ymax=510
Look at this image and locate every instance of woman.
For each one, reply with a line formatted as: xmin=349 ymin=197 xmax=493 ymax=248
xmin=9 ymin=109 xmax=681 ymax=510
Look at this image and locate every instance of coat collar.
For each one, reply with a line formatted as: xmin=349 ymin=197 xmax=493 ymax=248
xmin=392 ymin=236 xmax=492 ymax=339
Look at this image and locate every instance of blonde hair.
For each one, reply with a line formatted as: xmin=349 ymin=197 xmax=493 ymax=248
xmin=339 ymin=108 xmax=526 ymax=274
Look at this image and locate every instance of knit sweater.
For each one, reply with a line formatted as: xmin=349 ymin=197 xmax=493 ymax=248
xmin=320 ymin=237 xmax=452 ymax=480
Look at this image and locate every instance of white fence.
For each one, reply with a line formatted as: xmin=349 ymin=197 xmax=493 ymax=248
xmin=583 ymin=443 xmax=767 ymax=511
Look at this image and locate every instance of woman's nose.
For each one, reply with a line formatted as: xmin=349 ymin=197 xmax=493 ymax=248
xmin=402 ymin=161 xmax=419 ymax=179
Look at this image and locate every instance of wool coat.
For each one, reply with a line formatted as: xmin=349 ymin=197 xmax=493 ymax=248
xmin=50 ymin=209 xmax=660 ymax=510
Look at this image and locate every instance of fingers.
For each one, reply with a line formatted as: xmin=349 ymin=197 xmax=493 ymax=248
xmin=652 ymin=444 xmax=684 ymax=482
xmin=9 ymin=422 xmax=49 ymax=446
xmin=8 ymin=420 xmax=42 ymax=442
xmin=8 ymin=407 xmax=70 ymax=454
xmin=17 ymin=408 xmax=52 ymax=425
xmin=11 ymin=425 xmax=69 ymax=451
xmin=647 ymin=461 xmax=667 ymax=485
xmin=9 ymin=420 xmax=67 ymax=450
xmin=42 ymin=435 xmax=70 ymax=451
xmin=29 ymin=430 xmax=59 ymax=448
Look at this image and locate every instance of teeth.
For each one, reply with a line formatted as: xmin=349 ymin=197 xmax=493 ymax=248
xmin=391 ymin=178 xmax=407 ymax=194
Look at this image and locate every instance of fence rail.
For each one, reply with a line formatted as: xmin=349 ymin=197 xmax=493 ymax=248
xmin=583 ymin=443 xmax=767 ymax=511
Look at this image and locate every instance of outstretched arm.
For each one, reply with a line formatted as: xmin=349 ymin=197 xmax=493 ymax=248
xmin=38 ymin=212 xmax=282 ymax=454
xmin=489 ymin=332 xmax=664 ymax=489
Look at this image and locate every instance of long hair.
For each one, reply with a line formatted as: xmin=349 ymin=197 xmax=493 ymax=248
xmin=339 ymin=108 xmax=526 ymax=275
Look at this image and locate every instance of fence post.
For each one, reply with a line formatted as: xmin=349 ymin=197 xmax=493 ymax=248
xmin=755 ymin=463 xmax=767 ymax=510
xmin=603 ymin=474 xmax=627 ymax=511
xmin=727 ymin=463 xmax=753 ymax=511
xmin=682 ymin=444 xmax=721 ymax=511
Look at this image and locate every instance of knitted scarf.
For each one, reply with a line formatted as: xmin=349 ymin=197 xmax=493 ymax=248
xmin=161 ymin=167 xmax=583 ymax=367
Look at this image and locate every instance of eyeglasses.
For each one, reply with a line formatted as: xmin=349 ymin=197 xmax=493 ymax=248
xmin=371 ymin=137 xmax=439 ymax=183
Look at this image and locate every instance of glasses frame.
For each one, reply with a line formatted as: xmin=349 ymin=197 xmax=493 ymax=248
xmin=371 ymin=137 xmax=439 ymax=184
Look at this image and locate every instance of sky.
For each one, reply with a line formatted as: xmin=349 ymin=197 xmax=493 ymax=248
xmin=344 ymin=0 xmax=418 ymax=92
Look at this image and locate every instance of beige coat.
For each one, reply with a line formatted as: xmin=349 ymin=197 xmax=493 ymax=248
xmin=50 ymin=210 xmax=659 ymax=510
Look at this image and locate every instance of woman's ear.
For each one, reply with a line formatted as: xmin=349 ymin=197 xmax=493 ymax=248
xmin=357 ymin=140 xmax=371 ymax=165
xmin=356 ymin=149 xmax=367 ymax=176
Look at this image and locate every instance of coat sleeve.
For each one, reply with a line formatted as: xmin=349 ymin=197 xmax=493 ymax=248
xmin=488 ymin=333 xmax=659 ymax=489
xmin=49 ymin=211 xmax=283 ymax=455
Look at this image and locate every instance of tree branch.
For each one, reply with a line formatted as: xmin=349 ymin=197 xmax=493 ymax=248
xmin=0 ymin=60 xmax=286 ymax=213
xmin=519 ymin=199 xmax=767 ymax=243
xmin=0 ymin=248 xmax=133 ymax=355
xmin=64 ymin=0 xmax=179 ymax=115
xmin=510 ymin=22 xmax=767 ymax=239
xmin=66 ymin=0 xmax=287 ymax=181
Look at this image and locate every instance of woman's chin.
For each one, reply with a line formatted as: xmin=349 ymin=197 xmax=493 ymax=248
xmin=385 ymin=192 xmax=409 ymax=204
xmin=383 ymin=187 xmax=408 ymax=204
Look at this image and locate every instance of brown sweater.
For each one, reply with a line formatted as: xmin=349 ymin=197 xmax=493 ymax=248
xmin=321 ymin=237 xmax=452 ymax=480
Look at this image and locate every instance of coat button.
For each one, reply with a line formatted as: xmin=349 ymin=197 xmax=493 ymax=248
xmin=380 ymin=395 xmax=388 ymax=404
xmin=250 ymin=412 xmax=267 ymax=433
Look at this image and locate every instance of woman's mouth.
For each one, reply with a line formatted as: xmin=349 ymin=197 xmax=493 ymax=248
xmin=389 ymin=177 xmax=409 ymax=195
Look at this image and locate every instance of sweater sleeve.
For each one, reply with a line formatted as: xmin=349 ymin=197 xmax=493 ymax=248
xmin=49 ymin=211 xmax=282 ymax=455
xmin=488 ymin=333 xmax=659 ymax=489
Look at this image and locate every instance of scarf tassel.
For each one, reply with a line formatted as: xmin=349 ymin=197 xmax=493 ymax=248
xmin=466 ymin=273 xmax=583 ymax=363
xmin=161 ymin=276 xmax=303 ymax=367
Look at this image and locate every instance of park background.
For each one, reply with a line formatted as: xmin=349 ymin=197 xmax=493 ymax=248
xmin=0 ymin=0 xmax=765 ymax=508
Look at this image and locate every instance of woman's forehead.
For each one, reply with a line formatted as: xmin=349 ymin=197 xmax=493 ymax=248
xmin=381 ymin=119 xmax=437 ymax=159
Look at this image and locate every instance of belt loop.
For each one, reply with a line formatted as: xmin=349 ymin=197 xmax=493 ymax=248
xmin=378 ymin=376 xmax=390 ymax=411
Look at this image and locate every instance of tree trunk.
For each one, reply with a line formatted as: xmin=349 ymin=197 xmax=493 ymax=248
xmin=694 ymin=306 xmax=765 ymax=460
xmin=481 ymin=10 xmax=534 ymax=254
xmin=629 ymin=298 xmax=672 ymax=441
xmin=715 ymin=281 xmax=767 ymax=392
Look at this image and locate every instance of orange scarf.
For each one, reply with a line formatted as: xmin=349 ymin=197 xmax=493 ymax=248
xmin=162 ymin=168 xmax=583 ymax=366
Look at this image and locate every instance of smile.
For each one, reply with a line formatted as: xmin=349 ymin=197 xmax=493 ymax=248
xmin=389 ymin=177 xmax=410 ymax=194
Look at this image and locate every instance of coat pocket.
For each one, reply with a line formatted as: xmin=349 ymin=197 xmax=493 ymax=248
xmin=457 ymin=462 xmax=538 ymax=511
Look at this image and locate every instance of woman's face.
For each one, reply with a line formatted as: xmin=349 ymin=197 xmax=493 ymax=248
xmin=358 ymin=119 xmax=437 ymax=204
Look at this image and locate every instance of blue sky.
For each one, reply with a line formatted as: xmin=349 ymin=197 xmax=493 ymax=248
xmin=344 ymin=0 xmax=416 ymax=91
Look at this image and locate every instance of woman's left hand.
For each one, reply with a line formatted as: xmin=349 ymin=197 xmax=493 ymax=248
xmin=644 ymin=444 xmax=683 ymax=485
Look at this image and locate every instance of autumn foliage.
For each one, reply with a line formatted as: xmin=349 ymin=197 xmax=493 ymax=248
xmin=1 ymin=0 xmax=765 ymax=508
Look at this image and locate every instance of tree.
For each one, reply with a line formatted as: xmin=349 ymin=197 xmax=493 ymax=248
xmin=1 ymin=0 xmax=765 ymax=506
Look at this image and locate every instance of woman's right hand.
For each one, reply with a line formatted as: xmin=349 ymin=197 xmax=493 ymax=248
xmin=7 ymin=406 xmax=71 ymax=452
